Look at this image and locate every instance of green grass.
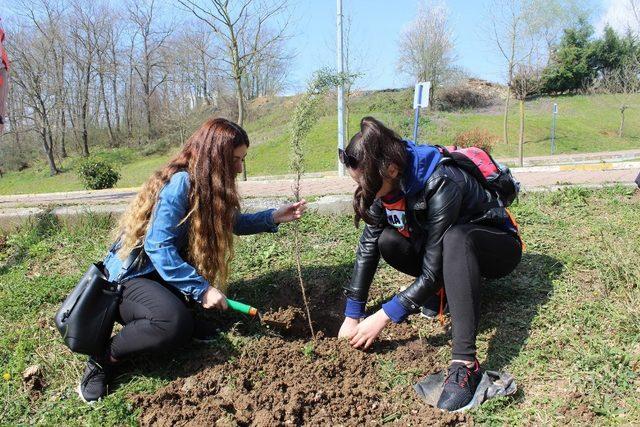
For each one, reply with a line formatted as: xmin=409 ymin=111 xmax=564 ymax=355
xmin=1 ymin=187 xmax=639 ymax=424
xmin=245 ymin=91 xmax=640 ymax=176
xmin=0 ymin=148 xmax=172 ymax=195
xmin=2 ymin=90 xmax=639 ymax=195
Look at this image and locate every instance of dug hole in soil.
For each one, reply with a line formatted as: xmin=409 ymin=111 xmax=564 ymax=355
xmin=133 ymin=276 xmax=469 ymax=426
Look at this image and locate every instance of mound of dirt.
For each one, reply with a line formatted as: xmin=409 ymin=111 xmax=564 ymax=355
xmin=133 ymin=270 xmax=468 ymax=425
xmin=133 ymin=323 xmax=469 ymax=426
xmin=22 ymin=365 xmax=46 ymax=400
xmin=260 ymin=307 xmax=310 ymax=337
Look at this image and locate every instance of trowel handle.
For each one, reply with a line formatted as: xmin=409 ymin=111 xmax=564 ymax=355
xmin=227 ymin=299 xmax=258 ymax=317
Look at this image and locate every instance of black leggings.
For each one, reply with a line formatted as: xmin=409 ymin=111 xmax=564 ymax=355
xmin=378 ymin=224 xmax=522 ymax=361
xmin=107 ymin=277 xmax=194 ymax=359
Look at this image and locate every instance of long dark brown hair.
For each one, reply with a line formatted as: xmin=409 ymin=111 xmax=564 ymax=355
xmin=115 ymin=117 xmax=249 ymax=291
xmin=345 ymin=116 xmax=407 ymax=226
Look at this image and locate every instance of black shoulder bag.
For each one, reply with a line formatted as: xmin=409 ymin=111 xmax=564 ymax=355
xmin=54 ymin=247 xmax=142 ymax=356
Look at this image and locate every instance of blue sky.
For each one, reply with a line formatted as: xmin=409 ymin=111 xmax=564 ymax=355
xmin=4 ymin=0 xmax=635 ymax=93
xmin=285 ymin=0 xmax=630 ymax=93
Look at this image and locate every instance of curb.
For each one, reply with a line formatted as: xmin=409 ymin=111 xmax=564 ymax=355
xmin=512 ymin=161 xmax=640 ymax=174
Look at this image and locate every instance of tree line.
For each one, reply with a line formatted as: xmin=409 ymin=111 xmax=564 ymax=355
xmin=3 ymin=0 xmax=640 ymax=176
xmin=2 ymin=0 xmax=290 ymax=175
xmin=396 ymin=0 xmax=640 ymax=164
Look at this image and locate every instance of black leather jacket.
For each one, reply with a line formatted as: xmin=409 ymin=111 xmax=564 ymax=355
xmin=343 ymin=159 xmax=517 ymax=313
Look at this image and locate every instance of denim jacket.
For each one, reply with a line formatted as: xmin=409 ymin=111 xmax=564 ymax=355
xmin=103 ymin=171 xmax=278 ymax=302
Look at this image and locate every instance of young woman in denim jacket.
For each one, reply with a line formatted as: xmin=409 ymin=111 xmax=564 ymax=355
xmin=78 ymin=118 xmax=306 ymax=402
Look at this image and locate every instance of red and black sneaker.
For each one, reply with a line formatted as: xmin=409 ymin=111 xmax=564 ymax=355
xmin=436 ymin=359 xmax=482 ymax=411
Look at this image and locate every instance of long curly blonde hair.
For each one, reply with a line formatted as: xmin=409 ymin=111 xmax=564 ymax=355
xmin=114 ymin=118 xmax=249 ymax=291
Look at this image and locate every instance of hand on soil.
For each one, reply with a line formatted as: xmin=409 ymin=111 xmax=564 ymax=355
xmin=202 ymin=286 xmax=228 ymax=310
xmin=273 ymin=200 xmax=307 ymax=224
xmin=338 ymin=317 xmax=361 ymax=339
xmin=349 ymin=309 xmax=391 ymax=350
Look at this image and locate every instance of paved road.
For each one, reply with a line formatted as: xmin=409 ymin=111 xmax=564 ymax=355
xmin=0 ymin=165 xmax=638 ymax=209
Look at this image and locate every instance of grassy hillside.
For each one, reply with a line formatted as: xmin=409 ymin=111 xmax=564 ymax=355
xmin=0 ymin=90 xmax=639 ymax=195
xmin=245 ymin=91 xmax=640 ymax=176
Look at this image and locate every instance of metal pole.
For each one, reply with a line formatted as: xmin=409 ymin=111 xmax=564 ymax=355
xmin=413 ymin=85 xmax=422 ymax=142
xmin=337 ymin=0 xmax=345 ymax=176
xmin=551 ymin=103 xmax=557 ymax=155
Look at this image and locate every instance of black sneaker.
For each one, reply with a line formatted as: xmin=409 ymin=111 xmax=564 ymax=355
xmin=77 ymin=357 xmax=112 ymax=403
xmin=437 ymin=360 xmax=482 ymax=411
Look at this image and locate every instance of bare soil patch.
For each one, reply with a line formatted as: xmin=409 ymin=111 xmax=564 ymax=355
xmin=133 ymin=277 xmax=467 ymax=426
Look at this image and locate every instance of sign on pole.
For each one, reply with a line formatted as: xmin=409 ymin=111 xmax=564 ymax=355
xmin=413 ymin=82 xmax=431 ymax=143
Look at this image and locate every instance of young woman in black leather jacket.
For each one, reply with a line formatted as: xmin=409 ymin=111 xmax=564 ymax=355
xmin=337 ymin=116 xmax=522 ymax=411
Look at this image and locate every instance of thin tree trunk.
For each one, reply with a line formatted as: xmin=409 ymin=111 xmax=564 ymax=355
xmin=503 ymin=86 xmax=511 ymax=145
xmin=111 ymin=44 xmax=121 ymax=133
xmin=126 ymin=76 xmax=133 ymax=138
xmin=113 ymin=75 xmax=121 ymax=133
xmin=143 ymin=59 xmax=151 ymax=141
xmin=99 ymin=72 xmax=116 ymax=146
xmin=619 ymin=106 xmax=625 ymax=138
xmin=518 ymin=99 xmax=524 ymax=167
xmin=8 ymin=89 xmax=23 ymax=155
xmin=41 ymin=126 xmax=59 ymax=176
xmin=81 ymin=63 xmax=91 ymax=157
xmin=60 ymin=109 xmax=68 ymax=158
xmin=235 ymin=75 xmax=244 ymax=126
xmin=201 ymin=52 xmax=209 ymax=105
xmin=57 ymin=50 xmax=67 ymax=158
xmin=127 ymin=47 xmax=134 ymax=138
xmin=146 ymin=89 xmax=152 ymax=142
xmin=81 ymin=98 xmax=89 ymax=157
xmin=235 ymin=74 xmax=247 ymax=181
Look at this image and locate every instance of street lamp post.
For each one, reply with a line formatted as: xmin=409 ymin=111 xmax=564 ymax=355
xmin=337 ymin=0 xmax=345 ymax=176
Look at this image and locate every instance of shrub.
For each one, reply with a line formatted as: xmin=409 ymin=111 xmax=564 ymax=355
xmin=453 ymin=128 xmax=499 ymax=153
xmin=76 ymin=159 xmax=120 ymax=190
xmin=436 ymin=86 xmax=490 ymax=111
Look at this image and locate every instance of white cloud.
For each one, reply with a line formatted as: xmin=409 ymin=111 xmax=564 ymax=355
xmin=596 ymin=0 xmax=639 ymax=35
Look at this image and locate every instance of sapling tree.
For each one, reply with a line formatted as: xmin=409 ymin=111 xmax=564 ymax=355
xmin=511 ymin=64 xmax=541 ymax=166
xmin=601 ymin=59 xmax=640 ymax=137
xmin=288 ymin=68 xmax=354 ymax=339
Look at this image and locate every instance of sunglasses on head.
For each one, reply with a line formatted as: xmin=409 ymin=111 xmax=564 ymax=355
xmin=338 ymin=148 xmax=358 ymax=169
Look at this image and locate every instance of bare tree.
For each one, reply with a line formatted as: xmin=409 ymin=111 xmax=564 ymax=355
xmin=630 ymin=0 xmax=640 ymax=30
xmin=93 ymin=6 xmax=119 ymax=146
xmin=243 ymin=26 xmax=291 ymax=99
xmin=511 ymin=64 xmax=541 ymax=166
xmin=124 ymin=29 xmax=137 ymax=138
xmin=9 ymin=29 xmax=60 ymax=175
xmin=19 ymin=0 xmax=70 ymax=158
xmin=3 ymin=0 xmax=295 ymax=177
xmin=177 ymin=0 xmax=290 ymax=127
xmin=180 ymin=23 xmax=222 ymax=107
xmin=486 ymin=0 xmax=536 ymax=145
xmin=601 ymin=60 xmax=640 ymax=137
xmin=67 ymin=0 xmax=99 ymax=157
xmin=128 ymin=0 xmax=172 ymax=142
xmin=527 ymin=0 xmax=590 ymax=57
xmin=6 ymin=82 xmax=25 ymax=156
xmin=397 ymin=0 xmax=455 ymax=106
xmin=107 ymin=19 xmax=125 ymax=134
